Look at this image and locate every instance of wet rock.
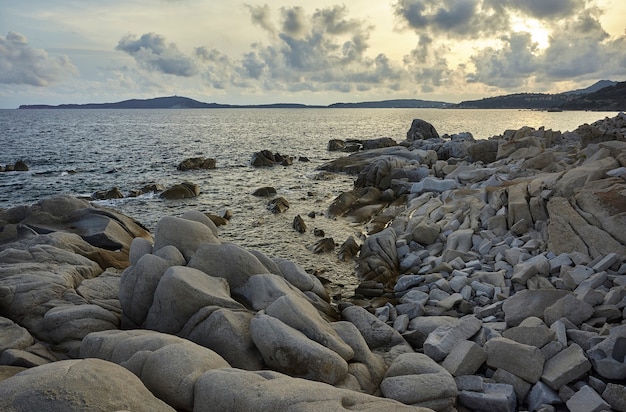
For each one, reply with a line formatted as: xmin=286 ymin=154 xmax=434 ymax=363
xmin=292 ymin=215 xmax=306 ymax=233
xmin=338 ymin=236 xmax=360 ymax=261
xmin=252 ymin=186 xmax=277 ymax=197
xmin=307 ymin=237 xmax=335 ymax=254
xmin=407 ymin=119 xmax=440 ymax=142
xmin=159 ymin=181 xmax=200 ymax=199
xmin=92 ymin=187 xmax=124 ymax=200
xmin=267 ymin=197 xmax=289 ymax=214
xmin=327 ymin=139 xmax=346 ymax=151
xmin=177 ymin=157 xmax=216 ymax=170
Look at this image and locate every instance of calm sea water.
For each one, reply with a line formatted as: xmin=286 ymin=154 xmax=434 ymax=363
xmin=0 ymin=108 xmax=619 ymax=291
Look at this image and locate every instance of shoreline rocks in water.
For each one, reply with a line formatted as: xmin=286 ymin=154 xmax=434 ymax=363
xmin=1 ymin=112 xmax=626 ymax=411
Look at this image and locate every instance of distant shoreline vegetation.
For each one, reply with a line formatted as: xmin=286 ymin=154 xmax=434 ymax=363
xmin=17 ymin=80 xmax=625 ymax=111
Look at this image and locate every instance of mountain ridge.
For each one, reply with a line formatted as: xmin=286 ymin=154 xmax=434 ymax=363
xmin=17 ymin=80 xmax=622 ymax=110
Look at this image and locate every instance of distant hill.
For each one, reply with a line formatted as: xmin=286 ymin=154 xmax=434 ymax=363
xmin=562 ymin=80 xmax=617 ymax=95
xmin=560 ymin=81 xmax=626 ymax=111
xmin=328 ymin=99 xmax=448 ymax=108
xmin=19 ymin=96 xmax=231 ymax=109
xmin=19 ymin=96 xmax=447 ymax=110
xmin=450 ymin=80 xmax=620 ymax=110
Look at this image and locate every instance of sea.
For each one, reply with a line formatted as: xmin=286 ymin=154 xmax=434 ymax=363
xmin=0 ymin=108 xmax=620 ymax=294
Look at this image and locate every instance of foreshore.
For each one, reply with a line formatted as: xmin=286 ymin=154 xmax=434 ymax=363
xmin=1 ymin=113 xmax=625 ymax=411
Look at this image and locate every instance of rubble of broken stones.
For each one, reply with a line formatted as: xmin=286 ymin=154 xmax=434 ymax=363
xmin=316 ymin=112 xmax=626 ymax=411
xmin=0 ymin=112 xmax=625 ymax=411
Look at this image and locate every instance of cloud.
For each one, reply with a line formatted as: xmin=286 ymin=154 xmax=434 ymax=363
xmin=0 ymin=31 xmax=77 ymax=86
xmin=505 ymin=0 xmax=586 ymax=20
xmin=245 ymin=4 xmax=276 ymax=35
xmin=393 ymin=0 xmax=511 ymax=38
xmin=116 ymin=32 xmax=197 ymax=77
xmin=467 ymin=32 xmax=540 ymax=87
xmin=466 ymin=8 xmax=626 ymax=88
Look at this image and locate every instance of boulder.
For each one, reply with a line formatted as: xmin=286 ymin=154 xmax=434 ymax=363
xmin=407 ymin=119 xmax=440 ymax=142
xmin=177 ymin=157 xmax=216 ymax=171
xmin=485 ymin=337 xmax=545 ymax=383
xmin=193 ymin=368 xmax=422 ymax=412
xmin=188 ymin=242 xmax=270 ymax=289
xmin=441 ymin=340 xmax=487 ymax=376
xmin=265 ymin=294 xmax=353 ymax=360
xmin=502 ymin=289 xmax=571 ymax=327
xmin=458 ymin=383 xmax=517 ymax=412
xmin=541 ymin=343 xmax=591 ymax=390
xmin=153 ymin=215 xmax=220 ymax=261
xmin=144 ymin=266 xmax=244 ymax=334
xmin=381 ymin=352 xmax=457 ymax=411
xmin=0 ymin=317 xmax=34 ymax=352
xmin=424 ymin=315 xmax=482 ymax=362
xmin=250 ymin=313 xmax=348 ymax=385
xmin=159 ymin=181 xmax=200 ymax=199
xmin=0 ymin=358 xmax=174 ymax=412
xmin=587 ymin=324 xmax=626 ymax=380
xmin=252 ymin=186 xmax=277 ymax=197
xmin=180 ymin=307 xmax=264 ymax=370
xmin=543 ymin=294 xmax=594 ymax=326
xmin=502 ymin=317 xmax=555 ymax=348
xmin=267 ymin=197 xmax=289 ymax=214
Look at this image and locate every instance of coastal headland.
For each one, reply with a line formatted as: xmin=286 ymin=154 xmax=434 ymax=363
xmin=1 ymin=113 xmax=625 ymax=411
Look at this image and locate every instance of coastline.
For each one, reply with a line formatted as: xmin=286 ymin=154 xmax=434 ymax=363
xmin=1 ymin=112 xmax=625 ymax=411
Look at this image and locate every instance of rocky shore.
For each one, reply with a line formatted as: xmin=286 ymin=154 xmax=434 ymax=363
xmin=1 ymin=113 xmax=625 ymax=411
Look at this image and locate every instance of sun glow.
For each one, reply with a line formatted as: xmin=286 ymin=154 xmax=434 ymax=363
xmin=511 ymin=16 xmax=551 ymax=50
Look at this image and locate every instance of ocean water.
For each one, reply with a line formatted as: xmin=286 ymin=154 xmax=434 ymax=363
xmin=0 ymin=108 xmax=620 ymax=292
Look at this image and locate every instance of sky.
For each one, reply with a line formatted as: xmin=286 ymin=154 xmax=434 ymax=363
xmin=1 ymin=0 xmax=626 ymax=108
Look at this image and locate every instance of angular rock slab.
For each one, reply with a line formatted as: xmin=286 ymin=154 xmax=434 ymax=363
xmin=194 ymin=368 xmax=424 ymax=412
xmin=0 ymin=358 xmax=174 ymax=412
xmin=250 ymin=313 xmax=348 ymax=385
xmin=381 ymin=352 xmax=458 ymax=411
xmin=423 ymin=315 xmax=482 ymax=362
xmin=502 ymin=289 xmax=570 ymax=327
xmin=484 ymin=337 xmax=545 ymax=383
xmin=541 ymin=343 xmax=591 ymax=390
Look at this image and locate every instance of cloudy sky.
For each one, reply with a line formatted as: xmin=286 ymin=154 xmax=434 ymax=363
xmin=1 ymin=0 xmax=625 ymax=108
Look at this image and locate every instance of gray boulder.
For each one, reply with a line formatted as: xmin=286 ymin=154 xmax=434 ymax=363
xmin=250 ymin=313 xmax=348 ymax=385
xmin=193 ymin=368 xmax=423 ymax=412
xmin=0 ymin=358 xmax=174 ymax=412
xmin=153 ymin=215 xmax=220 ymax=261
xmin=144 ymin=266 xmax=244 ymax=334
xmin=381 ymin=352 xmax=457 ymax=411
xmin=180 ymin=306 xmax=263 ymax=370
xmin=188 ymin=242 xmax=270 ymax=289
xmin=407 ymin=119 xmax=440 ymax=142
xmin=484 ymin=337 xmax=545 ymax=383
xmin=423 ymin=315 xmax=482 ymax=362
xmin=265 ymin=294 xmax=353 ymax=360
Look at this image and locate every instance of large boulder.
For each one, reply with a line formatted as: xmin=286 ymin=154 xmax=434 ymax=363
xmin=144 ymin=266 xmax=244 ymax=334
xmin=250 ymin=313 xmax=349 ymax=385
xmin=407 ymin=119 xmax=440 ymax=142
xmin=193 ymin=368 xmax=424 ymax=411
xmin=153 ymin=215 xmax=220 ymax=261
xmin=0 ymin=358 xmax=174 ymax=412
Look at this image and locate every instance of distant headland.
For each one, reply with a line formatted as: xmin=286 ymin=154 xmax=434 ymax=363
xmin=17 ymin=80 xmax=625 ymax=111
